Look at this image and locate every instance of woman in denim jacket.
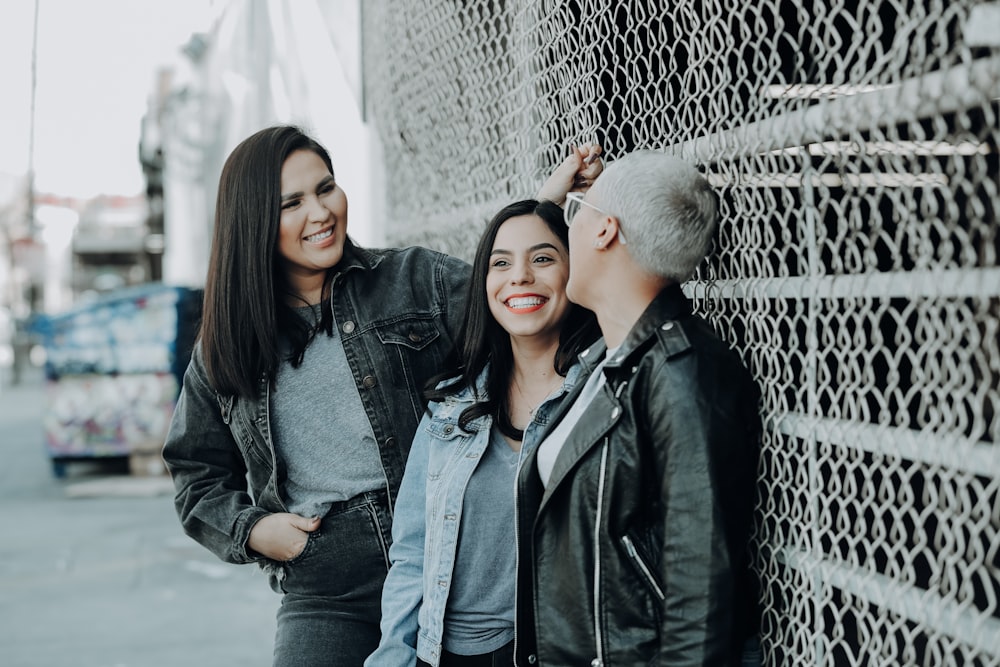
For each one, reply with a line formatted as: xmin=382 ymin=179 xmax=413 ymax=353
xmin=162 ymin=126 xmax=470 ymax=666
xmin=366 ymin=146 xmax=602 ymax=667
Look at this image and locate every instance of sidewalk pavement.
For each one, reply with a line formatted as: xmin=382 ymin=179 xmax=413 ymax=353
xmin=0 ymin=369 xmax=277 ymax=667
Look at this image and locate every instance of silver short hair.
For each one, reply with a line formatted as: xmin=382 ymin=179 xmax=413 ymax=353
xmin=590 ymin=150 xmax=717 ymax=282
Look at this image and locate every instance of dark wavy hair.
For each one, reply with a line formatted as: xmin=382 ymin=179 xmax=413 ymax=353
xmin=199 ymin=125 xmax=346 ymax=397
xmin=426 ymin=199 xmax=600 ymax=434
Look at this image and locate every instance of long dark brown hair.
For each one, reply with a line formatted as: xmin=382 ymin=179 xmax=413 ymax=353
xmin=199 ymin=125 xmax=345 ymax=397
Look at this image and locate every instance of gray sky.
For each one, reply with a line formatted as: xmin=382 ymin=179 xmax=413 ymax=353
xmin=0 ymin=0 xmax=215 ymax=199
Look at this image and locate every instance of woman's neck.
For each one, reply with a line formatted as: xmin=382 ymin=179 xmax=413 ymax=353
xmin=285 ymin=271 xmax=329 ymax=306
xmin=504 ymin=335 xmax=563 ymax=444
xmin=508 ymin=335 xmax=560 ymax=385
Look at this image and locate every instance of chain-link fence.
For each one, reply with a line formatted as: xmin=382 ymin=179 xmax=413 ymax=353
xmin=362 ymin=1 xmax=1000 ymax=664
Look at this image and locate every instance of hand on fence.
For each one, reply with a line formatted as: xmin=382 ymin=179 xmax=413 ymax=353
xmin=537 ymin=142 xmax=603 ymax=204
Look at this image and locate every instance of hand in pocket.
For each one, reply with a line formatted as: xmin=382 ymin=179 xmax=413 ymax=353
xmin=248 ymin=512 xmax=321 ymax=561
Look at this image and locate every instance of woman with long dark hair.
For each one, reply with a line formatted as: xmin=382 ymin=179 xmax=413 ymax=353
xmin=366 ymin=144 xmax=603 ymax=667
xmin=162 ymin=125 xmax=471 ymax=666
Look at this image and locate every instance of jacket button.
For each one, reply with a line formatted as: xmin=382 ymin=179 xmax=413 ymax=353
xmin=611 ymin=407 xmax=620 ymax=419
xmin=527 ymin=656 xmax=537 ymax=665
xmin=362 ymin=375 xmax=377 ymax=389
xmin=343 ymin=320 xmax=356 ymax=334
xmin=443 ymin=425 xmax=454 ymax=435
xmin=661 ymin=321 xmax=674 ymax=330
xmin=590 ymin=660 xmax=602 ymax=667
xmin=408 ymin=331 xmax=422 ymax=342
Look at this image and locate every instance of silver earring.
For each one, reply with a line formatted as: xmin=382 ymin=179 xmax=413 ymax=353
xmin=593 ymin=240 xmax=602 ymax=249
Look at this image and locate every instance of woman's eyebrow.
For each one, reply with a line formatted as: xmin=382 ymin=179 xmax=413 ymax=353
xmin=491 ymin=242 xmax=559 ymax=255
xmin=281 ymin=176 xmax=336 ymax=202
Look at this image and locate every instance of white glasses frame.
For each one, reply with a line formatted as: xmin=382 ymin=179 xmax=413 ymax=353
xmin=563 ymin=192 xmax=627 ymax=244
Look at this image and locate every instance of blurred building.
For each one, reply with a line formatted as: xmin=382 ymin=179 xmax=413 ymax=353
xmin=139 ymin=0 xmax=382 ymax=288
xmin=71 ymin=195 xmax=154 ymax=296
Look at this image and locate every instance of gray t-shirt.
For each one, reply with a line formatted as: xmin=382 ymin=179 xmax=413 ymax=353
xmin=271 ymin=305 xmax=385 ymax=517
xmin=442 ymin=424 xmax=520 ymax=655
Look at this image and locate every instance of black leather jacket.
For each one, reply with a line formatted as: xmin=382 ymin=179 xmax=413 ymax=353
xmin=515 ymin=284 xmax=761 ymax=666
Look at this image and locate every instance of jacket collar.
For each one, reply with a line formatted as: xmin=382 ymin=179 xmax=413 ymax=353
xmin=438 ymin=360 xmax=585 ymax=406
xmin=524 ymin=283 xmax=694 ymax=506
xmin=335 ymin=239 xmax=385 ymax=276
xmin=433 ymin=367 xmax=489 ymax=404
xmin=602 ymin=282 xmax=692 ymax=371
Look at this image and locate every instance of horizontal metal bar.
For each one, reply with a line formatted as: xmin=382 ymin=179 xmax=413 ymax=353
xmin=775 ymin=140 xmax=991 ymax=157
xmin=705 ymin=172 xmax=950 ymax=189
xmin=686 ymin=267 xmax=1000 ymax=300
xmin=670 ymin=56 xmax=1000 ymax=164
xmin=770 ymin=412 xmax=999 ymax=477
xmin=777 ymin=547 xmax=1000 ymax=659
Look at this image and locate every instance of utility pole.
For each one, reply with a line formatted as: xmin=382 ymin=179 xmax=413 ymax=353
xmin=11 ymin=0 xmax=41 ymax=385
xmin=25 ymin=0 xmax=40 ymax=314
xmin=27 ymin=0 xmax=39 ymax=244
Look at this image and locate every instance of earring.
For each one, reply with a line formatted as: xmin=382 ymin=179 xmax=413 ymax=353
xmin=593 ymin=240 xmax=602 ymax=249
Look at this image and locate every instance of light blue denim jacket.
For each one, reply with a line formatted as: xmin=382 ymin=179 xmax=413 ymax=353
xmin=366 ymin=362 xmax=583 ymax=667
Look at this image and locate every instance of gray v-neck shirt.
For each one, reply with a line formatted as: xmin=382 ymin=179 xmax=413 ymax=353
xmin=271 ymin=305 xmax=384 ymax=517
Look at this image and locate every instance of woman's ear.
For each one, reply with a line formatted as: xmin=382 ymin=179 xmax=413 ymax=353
xmin=594 ymin=215 xmax=626 ymax=249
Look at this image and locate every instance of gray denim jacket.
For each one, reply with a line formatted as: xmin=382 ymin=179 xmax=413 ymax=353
xmin=163 ymin=244 xmax=470 ymax=565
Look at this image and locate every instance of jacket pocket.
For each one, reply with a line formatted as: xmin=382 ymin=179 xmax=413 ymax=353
xmin=621 ymin=533 xmax=665 ymax=601
xmin=373 ymin=316 xmax=451 ymax=421
xmin=375 ymin=317 xmax=441 ymax=350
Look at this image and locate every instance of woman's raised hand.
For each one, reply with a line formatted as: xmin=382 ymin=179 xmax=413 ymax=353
xmin=536 ymin=142 xmax=604 ymax=205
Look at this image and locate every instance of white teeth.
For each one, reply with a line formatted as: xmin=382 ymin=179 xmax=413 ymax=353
xmin=305 ymin=228 xmax=333 ymax=242
xmin=506 ymin=297 xmax=545 ymax=308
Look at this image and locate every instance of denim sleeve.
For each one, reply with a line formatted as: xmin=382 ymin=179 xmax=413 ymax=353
xmin=365 ymin=411 xmax=432 ymax=667
xmin=162 ymin=347 xmax=269 ymax=565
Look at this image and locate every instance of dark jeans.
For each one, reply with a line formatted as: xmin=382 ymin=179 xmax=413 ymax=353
xmin=270 ymin=490 xmax=392 ymax=667
xmin=417 ymin=640 xmax=514 ymax=667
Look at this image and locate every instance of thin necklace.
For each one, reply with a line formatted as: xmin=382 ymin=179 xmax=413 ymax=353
xmin=512 ymin=373 xmax=562 ymax=417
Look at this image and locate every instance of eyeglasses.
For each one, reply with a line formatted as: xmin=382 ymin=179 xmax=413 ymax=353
xmin=563 ymin=192 xmax=626 ymax=244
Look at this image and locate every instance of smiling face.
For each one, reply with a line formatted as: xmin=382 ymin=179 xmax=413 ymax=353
xmin=277 ymin=149 xmax=349 ymax=302
xmin=486 ymin=214 xmax=572 ymax=344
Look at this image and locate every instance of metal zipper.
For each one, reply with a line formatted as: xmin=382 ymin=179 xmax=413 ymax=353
xmin=513 ymin=445 xmax=523 ymax=665
xmin=621 ymin=534 xmax=665 ymax=601
xmin=592 ymin=438 xmax=610 ymax=667
xmin=590 ymin=378 xmax=626 ymax=667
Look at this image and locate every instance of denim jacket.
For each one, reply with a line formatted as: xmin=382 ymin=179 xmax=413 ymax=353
xmin=366 ymin=362 xmax=582 ymax=667
xmin=162 ymin=243 xmax=470 ymax=565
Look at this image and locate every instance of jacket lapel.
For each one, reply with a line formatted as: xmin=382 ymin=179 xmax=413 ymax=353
xmin=537 ymin=383 xmax=622 ymax=513
xmin=532 ymin=284 xmax=694 ymax=513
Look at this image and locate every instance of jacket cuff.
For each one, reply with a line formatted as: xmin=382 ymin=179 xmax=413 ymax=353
xmin=231 ymin=506 xmax=272 ymax=563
